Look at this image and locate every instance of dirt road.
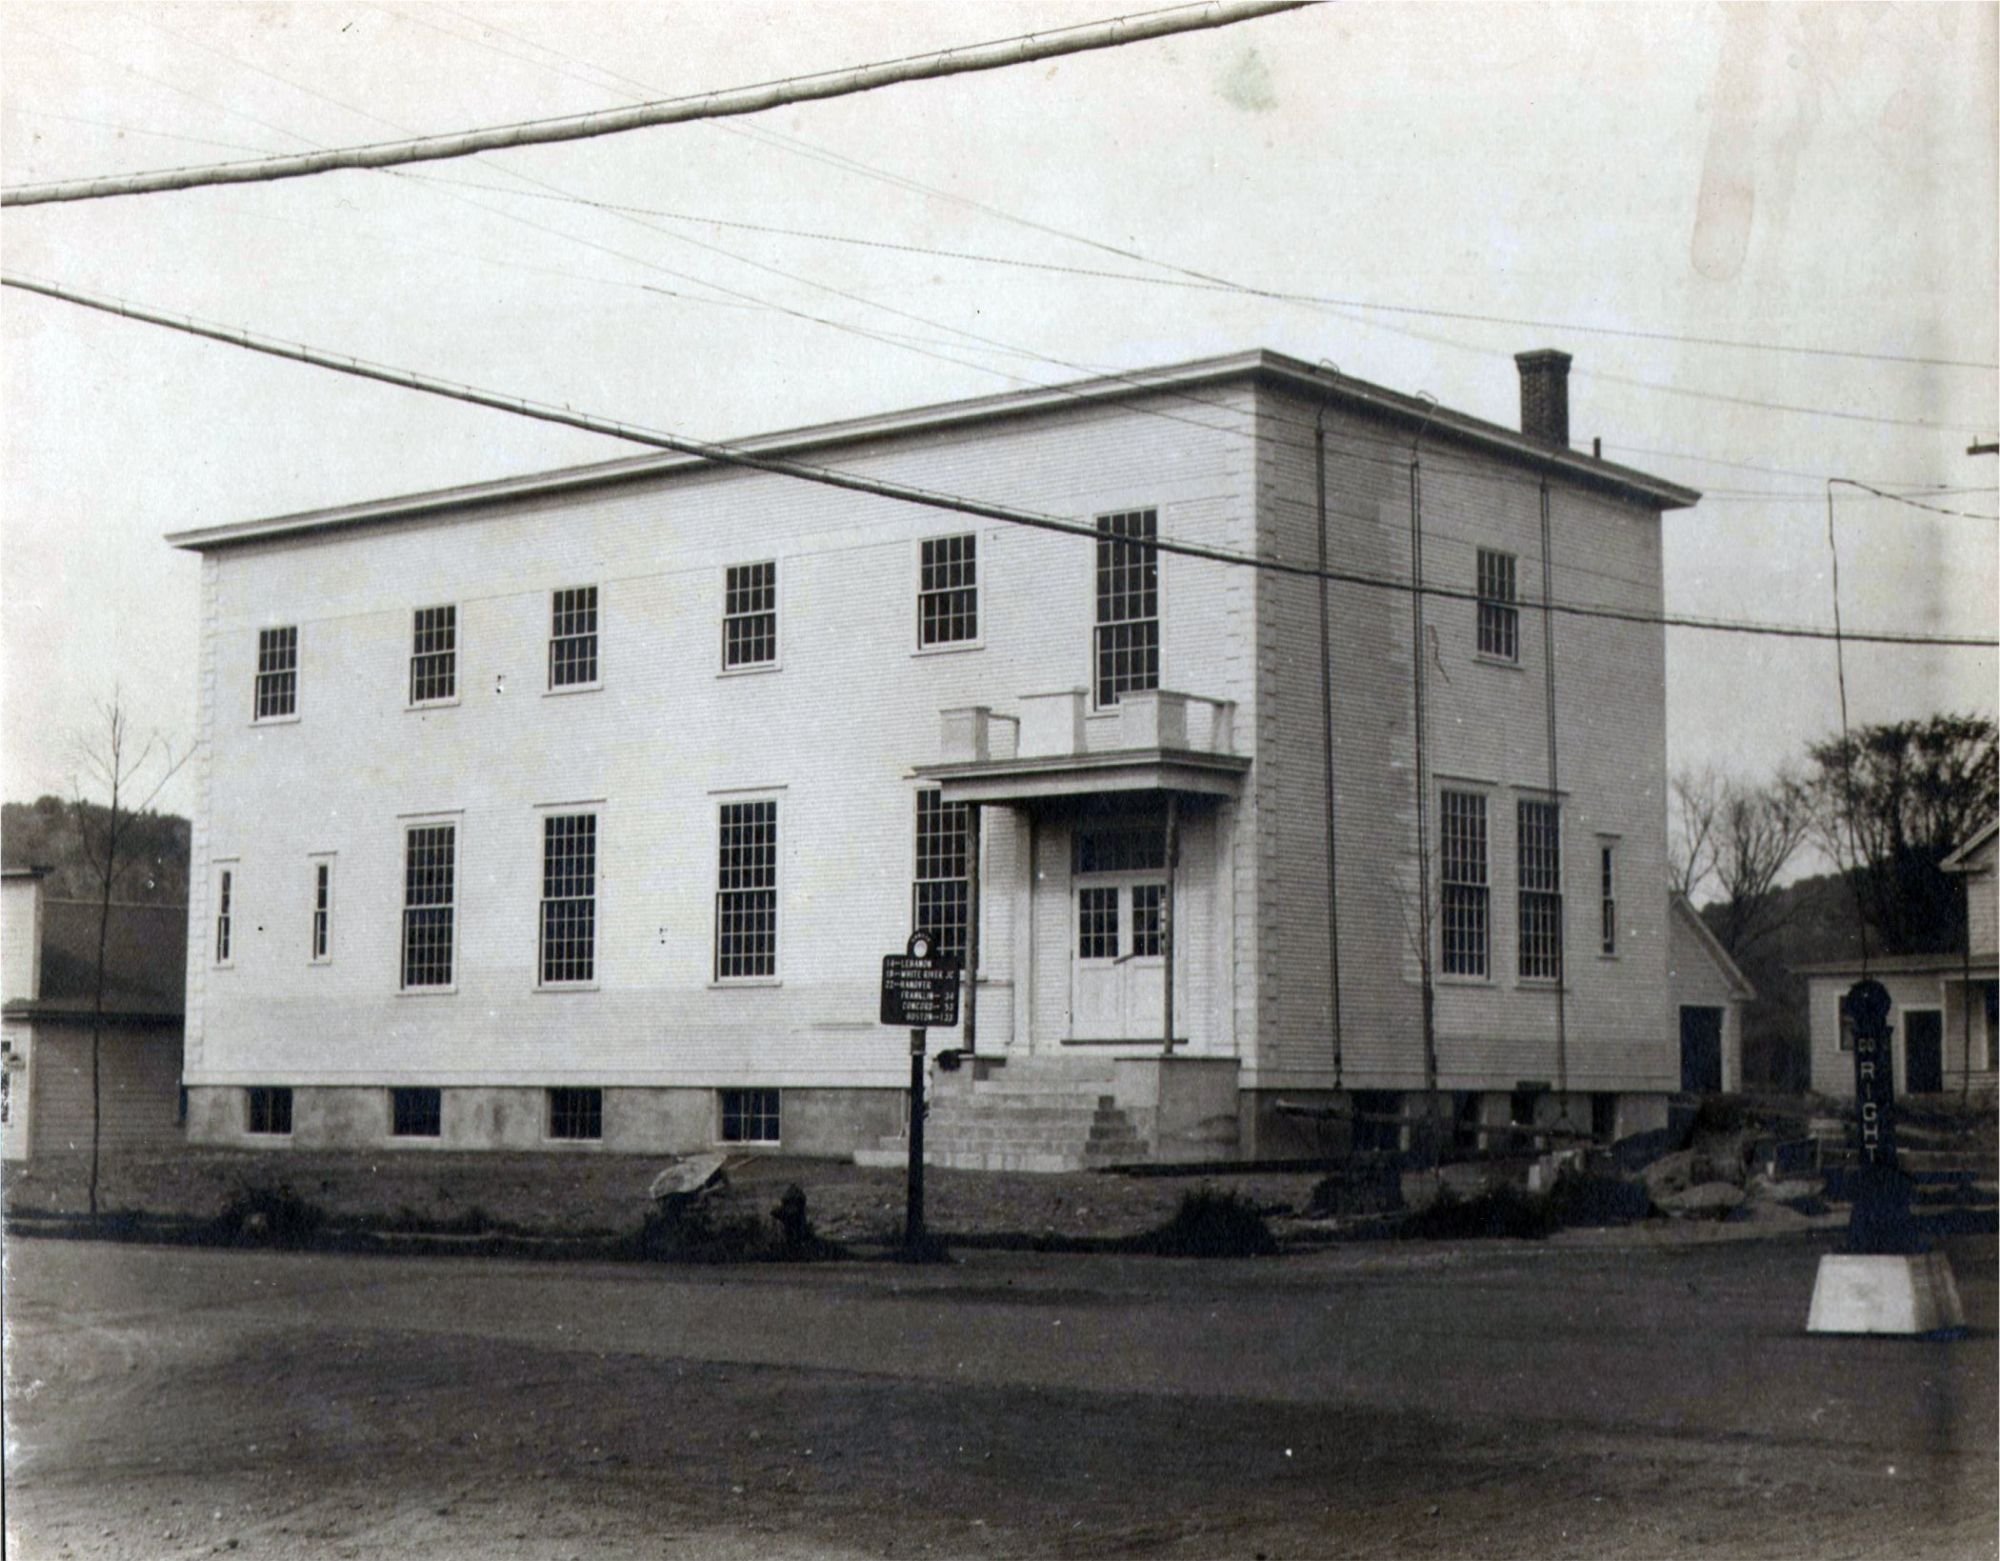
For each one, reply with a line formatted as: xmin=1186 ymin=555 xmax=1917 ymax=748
xmin=6 ymin=1232 xmax=1994 ymax=1558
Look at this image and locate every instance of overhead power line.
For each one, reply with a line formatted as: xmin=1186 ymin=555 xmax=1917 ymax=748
xmin=395 ymin=171 xmax=1999 ymax=374
xmin=8 ymin=271 xmax=1994 ymax=653
xmin=0 ymin=1 xmax=1305 ymax=207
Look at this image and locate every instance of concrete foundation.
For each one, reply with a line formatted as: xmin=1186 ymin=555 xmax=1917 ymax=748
xmin=184 ymin=1084 xmax=904 ymax=1157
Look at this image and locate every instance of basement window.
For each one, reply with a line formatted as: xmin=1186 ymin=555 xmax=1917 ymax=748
xmin=548 ymin=1087 xmax=603 ymax=1142
xmin=391 ymin=1087 xmax=442 ymax=1139
xmin=720 ymin=1088 xmax=780 ymax=1144
xmin=246 ymin=1086 xmax=292 ymax=1136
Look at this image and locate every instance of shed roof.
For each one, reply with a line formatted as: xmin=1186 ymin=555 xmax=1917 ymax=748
xmin=1 ymin=898 xmax=186 ymax=1023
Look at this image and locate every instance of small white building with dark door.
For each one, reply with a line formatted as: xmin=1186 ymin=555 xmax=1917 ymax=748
xmin=1665 ymin=893 xmax=1753 ymax=1095
xmin=171 ymin=347 xmax=1704 ymax=1165
xmin=1803 ymin=821 xmax=2000 ymax=1100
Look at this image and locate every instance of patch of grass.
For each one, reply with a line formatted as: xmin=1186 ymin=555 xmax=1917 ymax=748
xmin=1131 ymin=1187 xmax=1278 ymax=1258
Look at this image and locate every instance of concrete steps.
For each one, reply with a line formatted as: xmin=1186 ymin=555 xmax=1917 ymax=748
xmin=853 ymin=1058 xmax=1149 ymax=1172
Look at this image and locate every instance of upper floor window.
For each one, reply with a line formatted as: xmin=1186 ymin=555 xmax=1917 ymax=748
xmin=410 ymin=605 xmax=457 ymax=704
xmin=1599 ymin=842 xmax=1618 ymax=956
xmin=549 ymin=586 xmax=598 ymax=689
xmin=401 ymin=823 xmax=456 ymax=990
xmin=310 ymin=857 xmax=333 ymax=964
xmin=723 ymin=562 xmax=778 ymax=669
xmin=255 ymin=626 xmax=297 ymax=720
xmin=1518 ymin=799 xmax=1563 ymax=981
xmin=913 ymin=790 xmax=970 ymax=965
xmin=1094 ymin=509 xmax=1159 ymax=707
xmin=715 ymin=799 xmax=778 ymax=980
xmin=918 ymin=534 xmax=979 ymax=648
xmin=539 ymin=813 xmax=597 ymax=986
xmin=1440 ymin=790 xmax=1489 ymax=977
xmin=213 ymin=866 xmax=235 ymax=966
xmin=1476 ymin=549 xmax=1518 ymax=663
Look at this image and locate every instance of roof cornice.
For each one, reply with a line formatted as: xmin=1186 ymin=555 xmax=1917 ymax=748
xmin=168 ymin=349 xmax=1700 ymax=552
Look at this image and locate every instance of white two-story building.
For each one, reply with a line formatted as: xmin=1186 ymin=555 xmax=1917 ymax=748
xmin=175 ymin=349 xmax=1700 ymax=1164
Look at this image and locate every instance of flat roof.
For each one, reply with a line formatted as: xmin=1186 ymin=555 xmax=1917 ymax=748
xmin=169 ymin=349 xmax=1702 ymax=552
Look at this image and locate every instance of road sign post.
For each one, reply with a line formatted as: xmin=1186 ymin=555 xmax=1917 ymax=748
xmin=882 ymin=931 xmax=960 ymax=1254
xmin=1807 ymin=978 xmax=1965 ymax=1336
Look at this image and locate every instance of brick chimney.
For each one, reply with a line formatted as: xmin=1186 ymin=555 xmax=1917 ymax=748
xmin=1514 ymin=349 xmax=1573 ymax=448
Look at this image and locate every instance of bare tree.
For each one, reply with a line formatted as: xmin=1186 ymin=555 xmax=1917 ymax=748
xmin=68 ymin=692 xmax=190 ymax=1217
xmin=1670 ymin=765 xmax=1811 ymax=956
xmin=1802 ymin=713 xmax=1998 ymax=956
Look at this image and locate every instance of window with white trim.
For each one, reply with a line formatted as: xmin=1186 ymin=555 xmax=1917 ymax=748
xmin=1476 ymin=549 xmax=1518 ymax=663
xmin=1094 ymin=509 xmax=1159 ymax=706
xmin=913 ymin=790 xmax=969 ymax=965
xmin=214 ymin=866 xmax=235 ymax=965
xmin=1599 ymin=842 xmax=1617 ymax=956
xmin=549 ymin=586 xmax=598 ymax=689
xmin=410 ymin=605 xmax=457 ymax=704
xmin=539 ymin=813 xmax=597 ymax=985
xmin=310 ymin=857 xmax=333 ymax=964
xmin=918 ymin=534 xmax=978 ymax=647
xmin=720 ymin=1088 xmax=780 ymax=1143
xmin=255 ymin=626 xmax=297 ymax=719
xmin=1440 ymin=791 xmax=1489 ymax=977
xmin=723 ymin=562 xmax=777 ymax=669
xmin=1518 ymin=799 xmax=1563 ymax=981
xmin=400 ymin=823 xmax=456 ymax=989
xmin=715 ymin=800 xmax=777 ymax=979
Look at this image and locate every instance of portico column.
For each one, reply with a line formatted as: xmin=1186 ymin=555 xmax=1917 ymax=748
xmin=1163 ymin=792 xmax=1178 ymax=1056
xmin=963 ymin=802 xmax=981 ymax=1055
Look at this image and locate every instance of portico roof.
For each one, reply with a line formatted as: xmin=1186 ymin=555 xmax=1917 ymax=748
xmin=914 ymin=747 xmax=1250 ymax=805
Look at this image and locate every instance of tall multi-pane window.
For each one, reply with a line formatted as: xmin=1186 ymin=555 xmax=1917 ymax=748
xmin=1130 ymin=883 xmax=1165 ymax=958
xmin=1476 ymin=549 xmax=1518 ymax=662
xmin=913 ymin=790 xmax=970 ymax=964
xmin=310 ymin=859 xmax=332 ymax=963
xmin=401 ymin=823 xmax=456 ymax=989
xmin=715 ymin=800 xmax=778 ymax=979
xmin=1439 ymin=791 xmax=1489 ymax=977
xmin=410 ymin=605 xmax=457 ymax=704
xmin=1518 ymin=799 xmax=1563 ymax=980
xmin=723 ymin=562 xmax=778 ymax=669
xmin=539 ymin=814 xmax=597 ymax=985
xmin=918 ymin=534 xmax=979 ymax=647
xmin=214 ymin=868 xmax=234 ymax=965
xmin=254 ymin=626 xmax=298 ymax=719
xmin=548 ymin=586 xmax=598 ymax=689
xmin=1094 ymin=509 xmax=1159 ymax=706
xmin=1599 ymin=843 xmax=1617 ymax=956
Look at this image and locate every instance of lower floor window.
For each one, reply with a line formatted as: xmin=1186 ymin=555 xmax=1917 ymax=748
xmin=720 ymin=1088 xmax=780 ymax=1144
xmin=247 ymin=1086 xmax=292 ymax=1135
xmin=548 ymin=1087 xmax=603 ymax=1141
xmin=391 ymin=1087 xmax=442 ymax=1138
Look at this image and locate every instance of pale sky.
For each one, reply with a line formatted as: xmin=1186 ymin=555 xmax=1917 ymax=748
xmin=3 ymin=2 xmax=1995 ymax=827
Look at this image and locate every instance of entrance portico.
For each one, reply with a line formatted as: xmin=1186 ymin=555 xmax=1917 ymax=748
xmin=912 ymin=691 xmax=1249 ymax=1166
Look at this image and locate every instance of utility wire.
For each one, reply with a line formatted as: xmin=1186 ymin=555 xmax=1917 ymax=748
xmin=0 ymin=1 xmax=1306 ymax=206
xmin=8 ymin=270 xmax=1995 ymax=655
xmin=399 ymin=169 xmax=1996 ymax=374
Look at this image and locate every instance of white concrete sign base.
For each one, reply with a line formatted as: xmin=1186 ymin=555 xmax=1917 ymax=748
xmin=1807 ymin=1251 xmax=1966 ymax=1336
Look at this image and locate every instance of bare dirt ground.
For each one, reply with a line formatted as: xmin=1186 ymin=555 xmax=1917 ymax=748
xmin=6 ymin=1229 xmax=1993 ymax=1560
xmin=1 ymin=1147 xmax=1341 ymax=1246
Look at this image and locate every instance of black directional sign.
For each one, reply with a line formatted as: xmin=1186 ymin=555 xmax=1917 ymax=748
xmin=881 ymin=930 xmax=961 ymax=1028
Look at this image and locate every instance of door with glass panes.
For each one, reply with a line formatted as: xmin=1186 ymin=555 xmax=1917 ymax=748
xmin=1069 ymin=816 xmax=1183 ymax=1041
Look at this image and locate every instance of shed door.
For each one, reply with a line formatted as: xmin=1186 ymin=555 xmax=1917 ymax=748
xmin=1679 ymin=1006 xmax=1723 ymax=1094
xmin=1904 ymin=1009 xmax=1944 ymax=1094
